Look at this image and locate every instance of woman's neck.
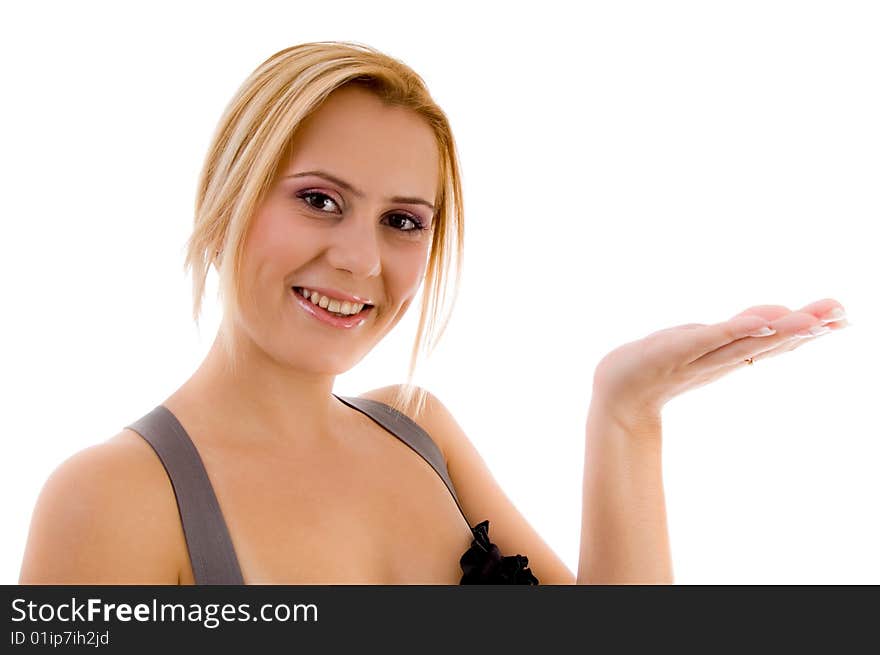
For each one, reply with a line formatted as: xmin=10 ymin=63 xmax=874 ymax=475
xmin=163 ymin=329 xmax=347 ymax=450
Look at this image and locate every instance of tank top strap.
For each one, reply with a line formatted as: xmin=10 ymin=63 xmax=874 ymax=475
xmin=333 ymin=394 xmax=468 ymax=522
xmin=125 ymin=406 xmax=244 ymax=585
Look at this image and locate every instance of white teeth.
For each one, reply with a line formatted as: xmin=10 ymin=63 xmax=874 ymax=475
xmin=295 ymin=287 xmax=365 ymax=315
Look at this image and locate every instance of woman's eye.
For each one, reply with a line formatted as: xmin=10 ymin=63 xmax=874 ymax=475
xmin=297 ymin=191 xmax=340 ymax=213
xmin=384 ymin=213 xmax=426 ymax=233
xmin=297 ymin=190 xmax=427 ymax=234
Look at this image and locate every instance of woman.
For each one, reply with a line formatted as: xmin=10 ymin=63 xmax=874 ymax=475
xmin=18 ymin=41 xmax=847 ymax=585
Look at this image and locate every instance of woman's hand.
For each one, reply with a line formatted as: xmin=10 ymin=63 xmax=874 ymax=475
xmin=590 ymin=298 xmax=849 ymax=436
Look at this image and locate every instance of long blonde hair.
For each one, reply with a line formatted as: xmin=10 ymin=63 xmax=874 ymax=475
xmin=183 ymin=41 xmax=464 ymax=418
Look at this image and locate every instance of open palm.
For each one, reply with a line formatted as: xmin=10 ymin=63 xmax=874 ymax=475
xmin=591 ymin=298 xmax=849 ymax=432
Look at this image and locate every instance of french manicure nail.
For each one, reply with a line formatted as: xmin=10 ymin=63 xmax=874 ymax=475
xmin=820 ymin=307 xmax=846 ymax=324
xmin=747 ymin=326 xmax=777 ymax=337
xmin=796 ymin=325 xmax=832 ymax=338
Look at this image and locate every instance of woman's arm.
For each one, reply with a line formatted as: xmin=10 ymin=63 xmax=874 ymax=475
xmin=366 ymin=298 xmax=842 ymax=585
xmin=575 ymin=297 xmax=845 ymax=584
xmin=578 ymin=402 xmax=672 ymax=584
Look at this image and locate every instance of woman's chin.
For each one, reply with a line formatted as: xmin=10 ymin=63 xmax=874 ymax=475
xmin=281 ymin=351 xmax=367 ymax=376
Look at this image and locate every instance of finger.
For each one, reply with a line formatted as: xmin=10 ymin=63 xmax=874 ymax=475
xmin=740 ymin=317 xmax=850 ymax=366
xmin=730 ymin=299 xmax=848 ymax=328
xmin=822 ymin=317 xmax=851 ymax=331
xmin=734 ymin=299 xmax=847 ymax=325
xmin=725 ymin=331 xmax=815 ymax=369
xmin=690 ymin=331 xmax=800 ymax=369
xmin=645 ymin=322 xmax=707 ymax=338
xmin=692 ymin=311 xmax=842 ymax=370
xmin=796 ymin=298 xmax=847 ymax=324
xmin=683 ymin=308 xmax=817 ymax=368
xmin=728 ymin=305 xmax=791 ymax=322
xmin=678 ymin=315 xmax=782 ymax=367
xmin=766 ymin=310 xmax=840 ymax=337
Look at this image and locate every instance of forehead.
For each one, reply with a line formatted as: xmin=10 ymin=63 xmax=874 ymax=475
xmin=282 ymin=85 xmax=441 ymax=201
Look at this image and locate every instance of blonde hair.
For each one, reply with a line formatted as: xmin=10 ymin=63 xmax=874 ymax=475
xmin=183 ymin=41 xmax=464 ymax=419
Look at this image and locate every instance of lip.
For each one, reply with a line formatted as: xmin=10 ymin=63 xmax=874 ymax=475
xmin=291 ymin=287 xmax=372 ymax=329
xmin=293 ymin=285 xmax=374 ymax=305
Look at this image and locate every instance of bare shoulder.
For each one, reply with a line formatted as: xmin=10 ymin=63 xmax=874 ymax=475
xmin=356 ymin=384 xmax=451 ymax=460
xmin=18 ymin=429 xmax=185 ymax=584
xmin=356 ymin=384 xmax=495 ymax=470
xmin=359 ymin=384 xmax=577 ymax=584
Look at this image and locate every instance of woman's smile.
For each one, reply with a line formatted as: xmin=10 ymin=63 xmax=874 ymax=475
xmin=291 ymin=285 xmax=374 ymax=329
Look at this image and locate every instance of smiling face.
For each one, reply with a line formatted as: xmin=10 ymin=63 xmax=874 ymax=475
xmin=232 ymin=84 xmax=441 ymax=374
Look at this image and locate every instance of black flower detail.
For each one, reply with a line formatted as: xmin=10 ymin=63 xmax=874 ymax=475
xmin=459 ymin=520 xmax=539 ymax=585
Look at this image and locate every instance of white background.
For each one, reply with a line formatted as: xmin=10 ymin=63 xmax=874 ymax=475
xmin=2 ymin=0 xmax=877 ymax=584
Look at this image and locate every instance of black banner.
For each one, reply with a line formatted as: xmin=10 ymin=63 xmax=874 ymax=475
xmin=2 ymin=585 xmax=877 ymax=651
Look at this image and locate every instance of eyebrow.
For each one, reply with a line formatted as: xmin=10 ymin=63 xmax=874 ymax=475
xmin=284 ymin=170 xmax=436 ymax=212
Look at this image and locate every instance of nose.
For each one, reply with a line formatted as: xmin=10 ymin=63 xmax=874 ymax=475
xmin=325 ymin=212 xmax=382 ymax=278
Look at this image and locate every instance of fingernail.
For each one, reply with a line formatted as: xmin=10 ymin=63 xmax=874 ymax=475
xmin=820 ymin=307 xmax=847 ymax=324
xmin=795 ymin=325 xmax=832 ymax=338
xmin=747 ymin=326 xmax=777 ymax=337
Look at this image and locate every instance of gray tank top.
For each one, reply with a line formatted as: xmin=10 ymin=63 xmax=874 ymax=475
xmin=124 ymin=393 xmax=466 ymax=585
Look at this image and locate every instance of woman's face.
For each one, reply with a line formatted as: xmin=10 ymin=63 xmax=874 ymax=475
xmin=235 ymin=84 xmax=441 ymax=374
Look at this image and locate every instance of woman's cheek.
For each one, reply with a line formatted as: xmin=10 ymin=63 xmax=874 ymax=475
xmin=393 ymin=243 xmax=430 ymax=299
xmin=256 ymin=211 xmax=320 ymax=267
